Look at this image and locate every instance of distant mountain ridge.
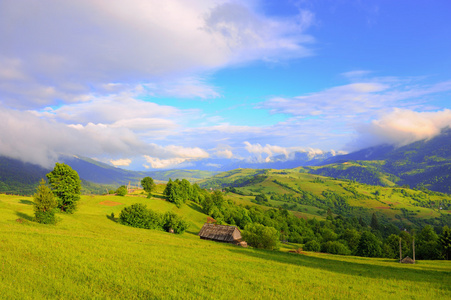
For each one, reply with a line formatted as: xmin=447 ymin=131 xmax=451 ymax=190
xmin=0 ymin=127 xmax=450 ymax=194
xmin=311 ymin=127 xmax=451 ymax=193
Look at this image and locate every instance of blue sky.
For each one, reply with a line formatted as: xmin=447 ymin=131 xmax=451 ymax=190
xmin=0 ymin=0 xmax=450 ymax=170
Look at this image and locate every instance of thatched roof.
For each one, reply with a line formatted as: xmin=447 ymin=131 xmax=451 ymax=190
xmin=198 ymin=223 xmax=242 ymax=243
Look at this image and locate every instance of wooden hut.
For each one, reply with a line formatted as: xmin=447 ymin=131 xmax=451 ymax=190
xmin=198 ymin=223 xmax=247 ymax=247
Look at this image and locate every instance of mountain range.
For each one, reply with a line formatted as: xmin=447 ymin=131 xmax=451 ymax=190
xmin=0 ymin=127 xmax=450 ymax=195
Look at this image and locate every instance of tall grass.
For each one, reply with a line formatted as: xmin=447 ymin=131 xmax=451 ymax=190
xmin=0 ymin=194 xmax=450 ymax=299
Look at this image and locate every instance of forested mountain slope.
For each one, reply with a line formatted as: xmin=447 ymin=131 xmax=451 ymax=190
xmin=313 ymin=127 xmax=451 ymax=193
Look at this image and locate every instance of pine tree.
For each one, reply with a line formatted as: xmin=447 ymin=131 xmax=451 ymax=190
xmin=370 ymin=213 xmax=379 ymax=230
xmin=33 ymin=179 xmax=58 ymax=224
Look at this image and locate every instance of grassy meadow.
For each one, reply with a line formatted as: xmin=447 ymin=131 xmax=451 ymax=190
xmin=1 ymin=192 xmax=450 ymax=299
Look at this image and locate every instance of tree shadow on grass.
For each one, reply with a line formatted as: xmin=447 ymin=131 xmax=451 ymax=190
xmin=106 ymin=214 xmax=118 ymax=223
xmin=19 ymin=199 xmax=34 ymax=205
xmin=227 ymin=248 xmax=451 ymax=287
xmin=152 ymin=194 xmax=166 ymax=200
xmin=16 ymin=211 xmax=34 ymax=221
xmin=187 ymin=202 xmax=205 ymax=215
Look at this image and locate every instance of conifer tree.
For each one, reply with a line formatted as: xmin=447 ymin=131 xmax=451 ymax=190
xmin=33 ymin=179 xmax=58 ymax=224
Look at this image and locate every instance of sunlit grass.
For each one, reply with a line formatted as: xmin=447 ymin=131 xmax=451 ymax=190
xmin=1 ymin=193 xmax=450 ymax=299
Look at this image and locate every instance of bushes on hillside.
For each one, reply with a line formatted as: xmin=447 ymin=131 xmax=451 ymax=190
xmin=119 ymin=203 xmax=189 ymax=234
xmin=242 ymin=223 xmax=280 ymax=250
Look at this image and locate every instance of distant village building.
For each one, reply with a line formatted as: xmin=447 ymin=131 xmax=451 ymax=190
xmin=198 ymin=223 xmax=247 ymax=247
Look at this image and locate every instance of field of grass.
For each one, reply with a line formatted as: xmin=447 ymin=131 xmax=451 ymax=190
xmin=1 ymin=193 xmax=450 ymax=299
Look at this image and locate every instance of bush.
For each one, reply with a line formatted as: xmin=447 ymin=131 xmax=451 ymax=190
xmin=116 ymin=186 xmax=128 ymax=196
xmin=304 ymin=240 xmax=321 ymax=252
xmin=118 ymin=203 xmax=188 ymax=234
xmin=242 ymin=223 xmax=280 ymax=250
xmin=321 ymin=241 xmax=351 ymax=255
xmin=162 ymin=211 xmax=189 ymax=234
xmin=119 ymin=203 xmax=154 ymax=229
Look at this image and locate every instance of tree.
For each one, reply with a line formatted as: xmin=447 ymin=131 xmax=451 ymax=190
xmin=370 ymin=213 xmax=379 ymax=231
xmin=164 ymin=179 xmax=183 ymax=208
xmin=440 ymin=226 xmax=451 ymax=260
xmin=211 ymin=190 xmax=224 ymax=208
xmin=33 ymin=179 xmax=58 ymax=224
xmin=357 ymin=231 xmax=382 ymax=257
xmin=46 ymin=163 xmax=81 ymax=213
xmin=416 ymin=225 xmax=441 ymax=259
xmin=141 ymin=177 xmax=156 ymax=198
xmin=242 ymin=223 xmax=280 ymax=250
xmin=162 ymin=211 xmax=189 ymax=234
xmin=116 ymin=185 xmax=128 ymax=196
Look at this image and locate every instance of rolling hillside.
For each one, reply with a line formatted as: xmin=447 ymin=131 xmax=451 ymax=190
xmin=1 ymin=192 xmax=450 ymax=299
xmin=200 ymin=168 xmax=451 ymax=229
xmin=317 ymin=127 xmax=451 ymax=193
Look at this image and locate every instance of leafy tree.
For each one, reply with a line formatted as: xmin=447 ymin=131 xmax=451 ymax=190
xmin=243 ymin=223 xmax=280 ymax=250
xmin=416 ymin=225 xmax=442 ymax=259
xmin=116 ymin=185 xmax=128 ymax=196
xmin=162 ymin=211 xmax=189 ymax=234
xmin=179 ymin=179 xmax=191 ymax=201
xmin=342 ymin=229 xmax=361 ymax=255
xmin=191 ymin=183 xmax=202 ymax=203
xmin=46 ymin=163 xmax=81 ymax=213
xmin=304 ymin=240 xmax=321 ymax=252
xmin=33 ymin=179 xmax=58 ymax=224
xmin=439 ymin=226 xmax=451 ymax=260
xmin=211 ymin=190 xmax=225 ymax=208
xmin=141 ymin=177 xmax=156 ymax=198
xmin=357 ymin=231 xmax=382 ymax=257
xmin=164 ymin=179 xmax=183 ymax=208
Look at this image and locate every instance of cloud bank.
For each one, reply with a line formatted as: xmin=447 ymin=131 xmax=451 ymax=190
xmin=0 ymin=0 xmax=313 ymax=108
xmin=353 ymin=108 xmax=451 ymax=148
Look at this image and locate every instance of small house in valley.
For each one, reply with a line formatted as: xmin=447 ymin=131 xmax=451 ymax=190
xmin=198 ymin=223 xmax=247 ymax=247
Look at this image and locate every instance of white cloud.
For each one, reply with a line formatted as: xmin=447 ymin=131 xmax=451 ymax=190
xmin=214 ymin=145 xmax=234 ymax=158
xmin=353 ymin=108 xmax=451 ymax=148
xmin=143 ymin=157 xmax=190 ymax=169
xmin=244 ymin=141 xmax=289 ymax=162
xmin=0 ymin=0 xmax=314 ymax=108
xmin=110 ymin=158 xmax=132 ymax=167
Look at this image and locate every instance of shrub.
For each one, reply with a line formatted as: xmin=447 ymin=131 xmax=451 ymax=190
xmin=321 ymin=241 xmax=351 ymax=255
xmin=116 ymin=186 xmax=128 ymax=196
xmin=118 ymin=203 xmax=188 ymax=234
xmin=162 ymin=211 xmax=189 ymax=234
xmin=242 ymin=223 xmax=280 ymax=250
xmin=119 ymin=203 xmax=156 ymax=229
xmin=304 ymin=240 xmax=321 ymax=252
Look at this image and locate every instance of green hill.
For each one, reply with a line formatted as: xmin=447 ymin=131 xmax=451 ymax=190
xmin=317 ymin=128 xmax=451 ymax=193
xmin=1 ymin=192 xmax=450 ymax=299
xmin=200 ymin=168 xmax=451 ymax=229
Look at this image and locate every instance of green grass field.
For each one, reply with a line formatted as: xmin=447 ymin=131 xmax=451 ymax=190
xmin=1 ymin=193 xmax=450 ymax=299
